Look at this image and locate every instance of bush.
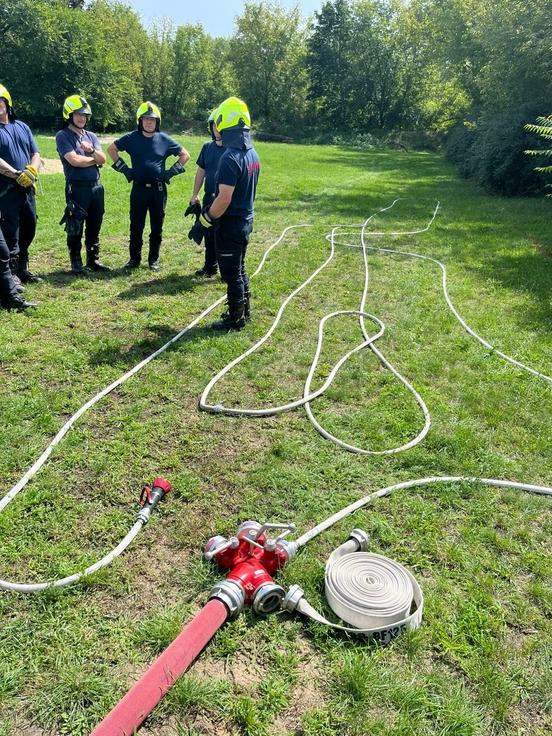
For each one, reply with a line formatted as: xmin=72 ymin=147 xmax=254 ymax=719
xmin=386 ymin=130 xmax=444 ymax=152
xmin=446 ymin=109 xmax=546 ymax=196
xmin=331 ymin=132 xmax=381 ymax=150
xmin=446 ymin=121 xmax=477 ymax=178
xmin=472 ymin=108 xmax=545 ymax=195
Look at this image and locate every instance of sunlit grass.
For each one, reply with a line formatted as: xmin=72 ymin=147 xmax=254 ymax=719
xmin=0 ymin=136 xmax=550 ymax=735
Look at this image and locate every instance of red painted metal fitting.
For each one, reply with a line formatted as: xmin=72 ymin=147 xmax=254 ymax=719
xmin=227 ymin=558 xmax=275 ymax=602
xmin=206 ymin=521 xmax=295 ymax=616
xmin=153 ymin=477 xmax=172 ymax=494
xmin=226 ymin=558 xmax=285 ymax=614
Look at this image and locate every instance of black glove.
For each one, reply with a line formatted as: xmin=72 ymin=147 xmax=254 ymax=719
xmin=60 ymin=200 xmax=88 ymax=236
xmin=112 ymin=158 xmax=133 ymax=182
xmin=184 ymin=200 xmax=202 ymax=218
xmin=164 ymin=161 xmax=185 ymax=183
xmin=188 ymin=207 xmax=217 ymax=245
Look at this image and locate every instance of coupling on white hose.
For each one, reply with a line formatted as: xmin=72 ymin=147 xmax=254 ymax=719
xmin=283 ymin=529 xmax=423 ymax=644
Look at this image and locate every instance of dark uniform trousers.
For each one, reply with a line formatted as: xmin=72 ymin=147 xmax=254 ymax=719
xmin=129 ymin=181 xmax=167 ymax=264
xmin=202 ymin=192 xmax=217 ymax=272
xmin=65 ymin=181 xmax=104 ymax=260
xmin=0 ymin=225 xmax=18 ymax=307
xmin=215 ymin=216 xmax=253 ymax=306
xmin=0 ymin=185 xmax=37 ymax=270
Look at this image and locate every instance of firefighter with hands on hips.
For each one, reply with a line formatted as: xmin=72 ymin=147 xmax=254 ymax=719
xmin=189 ymin=97 xmax=260 ymax=331
xmin=107 ymin=102 xmax=190 ymax=272
xmin=56 ymin=95 xmax=110 ymax=275
xmin=187 ymin=111 xmax=224 ymax=278
xmin=0 ymin=83 xmax=42 ymax=290
xmin=0 ymin=224 xmax=36 ymax=311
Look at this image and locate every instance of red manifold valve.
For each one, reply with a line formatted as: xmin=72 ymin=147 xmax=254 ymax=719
xmin=204 ymin=520 xmax=297 ymax=616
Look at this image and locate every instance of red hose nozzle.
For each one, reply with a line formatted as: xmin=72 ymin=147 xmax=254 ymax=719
xmin=137 ymin=477 xmax=172 ymax=524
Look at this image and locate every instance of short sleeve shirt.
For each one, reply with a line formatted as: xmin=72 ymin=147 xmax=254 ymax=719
xmin=216 ymin=146 xmax=260 ymax=219
xmin=196 ymin=141 xmax=225 ymax=195
xmin=0 ymin=120 xmax=39 ymax=188
xmin=114 ymin=130 xmax=182 ymax=183
xmin=55 ymin=127 xmax=102 ymax=182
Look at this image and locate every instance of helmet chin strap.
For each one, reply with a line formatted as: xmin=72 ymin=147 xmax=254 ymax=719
xmin=138 ymin=118 xmax=160 ymax=132
xmin=70 ymin=116 xmax=88 ymax=130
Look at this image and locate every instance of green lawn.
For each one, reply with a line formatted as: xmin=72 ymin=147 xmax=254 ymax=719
xmin=0 ymin=135 xmax=550 ymax=736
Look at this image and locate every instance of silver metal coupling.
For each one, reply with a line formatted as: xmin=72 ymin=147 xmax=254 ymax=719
xmin=276 ymin=539 xmax=298 ymax=560
xmin=282 ymin=584 xmax=305 ymax=613
xmin=349 ymin=528 xmax=370 ymax=551
xmin=252 ymin=582 xmax=286 ymax=615
xmin=209 ymin=579 xmax=245 ymax=618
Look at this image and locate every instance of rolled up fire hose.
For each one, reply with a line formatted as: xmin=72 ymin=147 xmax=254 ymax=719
xmin=285 ymin=536 xmax=423 ymax=643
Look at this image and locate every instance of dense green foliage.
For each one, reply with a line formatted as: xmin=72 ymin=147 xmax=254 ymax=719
xmin=525 ymin=115 xmax=552 ymax=195
xmin=0 ymin=137 xmax=550 ymax=736
xmin=0 ymin=0 xmax=550 ymax=183
xmin=439 ymin=0 xmax=552 ymax=194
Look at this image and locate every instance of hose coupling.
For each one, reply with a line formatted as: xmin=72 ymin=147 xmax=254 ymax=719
xmin=136 ymin=477 xmax=172 ymax=524
xmin=252 ymin=582 xmax=286 ymax=615
xmin=209 ymin=579 xmax=245 ymax=618
xmin=348 ymin=528 xmax=370 ymax=551
xmin=276 ymin=539 xmax=298 ymax=560
xmin=282 ymin=584 xmax=305 ymax=613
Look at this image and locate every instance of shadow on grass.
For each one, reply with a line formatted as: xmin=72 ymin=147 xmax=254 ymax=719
xmin=463 ymin=250 xmax=552 ymax=329
xmin=88 ymin=321 xmax=229 ymax=367
xmin=42 ymin=267 xmax=128 ymax=286
xmin=117 ymin=272 xmax=210 ymax=299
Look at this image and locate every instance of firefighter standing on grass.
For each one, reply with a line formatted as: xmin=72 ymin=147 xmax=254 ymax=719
xmin=189 ymin=97 xmax=260 ymax=331
xmin=0 ymin=84 xmax=42 ymax=289
xmin=187 ymin=111 xmax=224 ymax=277
xmin=56 ymin=95 xmax=110 ymax=274
xmin=107 ymin=102 xmax=190 ymax=272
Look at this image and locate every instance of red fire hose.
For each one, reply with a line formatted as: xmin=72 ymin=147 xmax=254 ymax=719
xmin=90 ymin=598 xmax=228 ymax=736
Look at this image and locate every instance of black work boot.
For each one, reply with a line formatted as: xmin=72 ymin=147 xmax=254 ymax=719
xmin=18 ymin=253 xmax=42 ymax=283
xmin=244 ymin=289 xmax=251 ymax=322
xmin=5 ymin=295 xmax=37 ymax=311
xmin=69 ymin=246 xmax=87 ymax=275
xmin=212 ymin=300 xmax=246 ymax=332
xmin=9 ymin=256 xmax=25 ymax=292
xmin=86 ymin=244 xmax=110 ymax=272
xmin=194 ymin=266 xmax=218 ymax=278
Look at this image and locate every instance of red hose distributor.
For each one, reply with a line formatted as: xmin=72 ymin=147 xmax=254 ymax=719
xmin=204 ymin=520 xmax=297 ymax=615
xmin=91 ymin=520 xmax=297 ymax=735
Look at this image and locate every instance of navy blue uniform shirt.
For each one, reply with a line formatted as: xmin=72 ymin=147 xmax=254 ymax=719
xmin=0 ymin=120 xmax=39 ymax=188
xmin=115 ymin=130 xmax=182 ymax=183
xmin=216 ymin=132 xmax=260 ymax=220
xmin=56 ymin=127 xmax=102 ymax=183
xmin=196 ymin=141 xmax=225 ymax=195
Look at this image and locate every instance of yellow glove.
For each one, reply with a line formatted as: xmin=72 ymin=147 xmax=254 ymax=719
xmin=16 ymin=164 xmax=38 ymax=190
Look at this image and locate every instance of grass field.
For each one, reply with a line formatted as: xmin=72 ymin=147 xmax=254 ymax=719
xmin=0 ymin=135 xmax=550 ymax=736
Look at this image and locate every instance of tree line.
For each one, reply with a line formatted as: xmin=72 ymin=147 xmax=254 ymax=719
xmin=1 ymin=0 xmax=550 ymax=194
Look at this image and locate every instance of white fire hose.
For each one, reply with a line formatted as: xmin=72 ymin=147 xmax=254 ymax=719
xmin=1 ymin=202 xmax=550 ymax=613
xmin=198 ymin=199 xmax=551 ymax=638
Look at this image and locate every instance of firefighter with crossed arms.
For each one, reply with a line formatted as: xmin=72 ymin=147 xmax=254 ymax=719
xmin=56 ymin=95 xmax=110 ymax=274
xmin=189 ymin=97 xmax=260 ymax=331
xmin=0 ymin=84 xmax=42 ymax=291
xmin=108 ymin=102 xmax=190 ymax=271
